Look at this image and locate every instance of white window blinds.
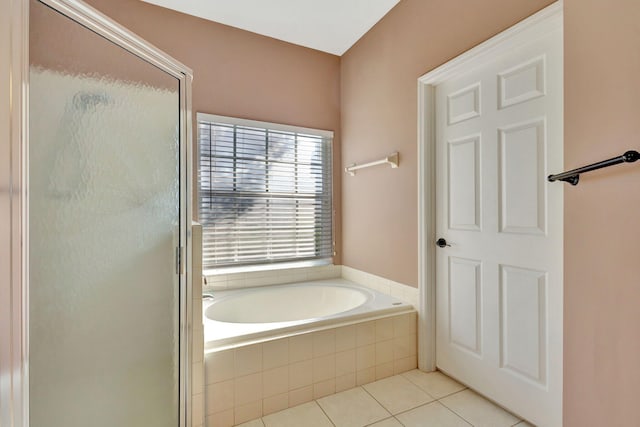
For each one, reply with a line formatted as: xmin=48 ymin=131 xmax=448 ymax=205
xmin=197 ymin=114 xmax=334 ymax=270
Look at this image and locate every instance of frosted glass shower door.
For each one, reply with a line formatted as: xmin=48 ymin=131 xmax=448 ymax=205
xmin=28 ymin=1 xmax=185 ymax=426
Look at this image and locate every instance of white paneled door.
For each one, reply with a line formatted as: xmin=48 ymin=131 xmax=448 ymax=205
xmin=434 ymin=10 xmax=563 ymax=427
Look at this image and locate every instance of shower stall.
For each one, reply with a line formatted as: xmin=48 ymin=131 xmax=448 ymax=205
xmin=1 ymin=0 xmax=193 ymax=426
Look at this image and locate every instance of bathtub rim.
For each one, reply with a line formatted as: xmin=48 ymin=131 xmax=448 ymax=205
xmin=205 ymin=307 xmax=416 ymax=354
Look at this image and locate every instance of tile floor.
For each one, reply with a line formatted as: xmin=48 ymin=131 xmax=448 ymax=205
xmin=234 ymin=369 xmax=534 ymax=427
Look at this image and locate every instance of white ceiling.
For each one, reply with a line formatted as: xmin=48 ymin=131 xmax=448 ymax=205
xmin=140 ymin=0 xmax=400 ymax=56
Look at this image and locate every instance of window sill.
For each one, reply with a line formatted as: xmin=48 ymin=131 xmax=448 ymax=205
xmin=203 ymin=258 xmax=332 ymax=276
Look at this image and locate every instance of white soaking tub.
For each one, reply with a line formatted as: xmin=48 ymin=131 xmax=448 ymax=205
xmin=203 ymin=278 xmax=413 ymax=350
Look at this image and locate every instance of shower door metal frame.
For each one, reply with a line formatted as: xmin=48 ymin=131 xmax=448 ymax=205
xmin=1 ymin=0 xmax=194 ymax=426
xmin=1 ymin=0 xmax=29 ymax=425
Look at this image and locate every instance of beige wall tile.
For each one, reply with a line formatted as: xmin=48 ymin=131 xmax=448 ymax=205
xmin=312 ymin=329 xmax=336 ymax=357
xmin=393 ymin=313 xmax=417 ymax=337
xmin=356 ymin=322 xmax=376 ymax=346
xmin=376 ymin=340 xmax=394 ymax=365
xmin=263 ymin=392 xmax=289 ymax=416
xmin=393 ymin=334 xmax=416 ymax=359
xmin=235 ymin=373 xmax=262 ymax=406
xmin=205 ymin=350 xmax=235 ymax=384
xmin=206 ymin=409 xmax=234 ymax=427
xmin=313 ymin=378 xmax=336 ymax=399
xmin=375 ymin=362 xmax=394 ymax=380
xmin=357 ymin=367 xmax=376 ymax=386
xmin=335 ymin=349 xmax=356 ymax=377
xmin=394 ymin=355 xmax=417 ymax=375
xmin=263 ymin=339 xmax=289 ymax=370
xmin=234 ymin=400 xmax=262 ymax=425
xmin=375 ymin=318 xmax=394 ymax=342
xmin=289 ymin=334 xmax=313 ymax=363
xmin=206 ymin=380 xmax=234 ymax=415
xmin=235 ymin=344 xmax=263 ymax=377
xmin=288 ymin=385 xmax=313 ymax=407
xmin=289 ymin=359 xmax=313 ymax=390
xmin=356 ymin=344 xmax=376 ymax=370
xmin=263 ymin=366 xmax=288 ymax=398
xmin=335 ymin=373 xmax=356 ymax=393
xmin=313 ymin=354 xmax=335 ymax=383
xmin=335 ymin=325 xmax=356 ymax=352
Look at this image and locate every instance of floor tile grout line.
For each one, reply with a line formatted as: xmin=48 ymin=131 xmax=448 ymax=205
xmin=400 ymin=370 xmax=469 ymax=401
xmin=437 ymin=388 xmax=525 ymax=427
xmin=437 ymin=392 xmax=479 ymax=427
xmin=435 ymin=388 xmax=468 ymax=403
xmin=393 ymin=415 xmax=407 ymax=427
xmin=313 ymin=398 xmax=338 ymax=427
xmin=391 ymin=399 xmax=440 ymax=418
xmin=401 ymin=377 xmax=439 ymax=402
xmin=390 ymin=399 xmax=472 ymax=427
xmin=359 ymin=384 xmax=395 ymax=419
xmin=432 ymin=386 xmax=469 ymax=400
xmin=363 ymin=416 xmax=400 ymax=427
xmin=366 ymin=375 xmax=441 ymax=415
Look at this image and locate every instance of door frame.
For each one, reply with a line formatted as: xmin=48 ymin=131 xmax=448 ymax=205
xmin=416 ymin=1 xmax=563 ymax=371
xmin=0 ymin=1 xmax=194 ymax=426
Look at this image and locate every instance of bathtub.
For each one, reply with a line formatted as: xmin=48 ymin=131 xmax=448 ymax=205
xmin=202 ymin=279 xmax=418 ymax=422
xmin=203 ymin=278 xmax=414 ymax=350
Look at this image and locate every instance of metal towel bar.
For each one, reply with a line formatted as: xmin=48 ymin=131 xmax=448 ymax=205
xmin=548 ymin=150 xmax=640 ymax=185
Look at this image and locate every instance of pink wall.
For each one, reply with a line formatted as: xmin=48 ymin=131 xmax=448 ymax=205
xmin=343 ymin=0 xmax=640 ymax=423
xmin=563 ymin=0 xmax=640 ymax=424
xmin=85 ymin=0 xmax=343 ymax=263
xmin=340 ymin=0 xmax=555 ymax=287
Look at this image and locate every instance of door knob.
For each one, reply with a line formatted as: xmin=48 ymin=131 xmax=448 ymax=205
xmin=436 ymin=238 xmax=450 ymax=248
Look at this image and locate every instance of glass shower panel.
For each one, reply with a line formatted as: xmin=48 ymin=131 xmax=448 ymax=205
xmin=29 ymin=1 xmax=181 ymax=426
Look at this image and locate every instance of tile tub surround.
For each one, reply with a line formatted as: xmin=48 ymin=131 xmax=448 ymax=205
xmin=204 ymin=311 xmax=418 ymax=427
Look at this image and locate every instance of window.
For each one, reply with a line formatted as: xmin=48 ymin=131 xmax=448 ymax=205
xmin=197 ymin=113 xmax=334 ymax=271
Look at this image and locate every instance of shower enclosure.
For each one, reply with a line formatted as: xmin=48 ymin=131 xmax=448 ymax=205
xmin=2 ymin=0 xmax=192 ymax=425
